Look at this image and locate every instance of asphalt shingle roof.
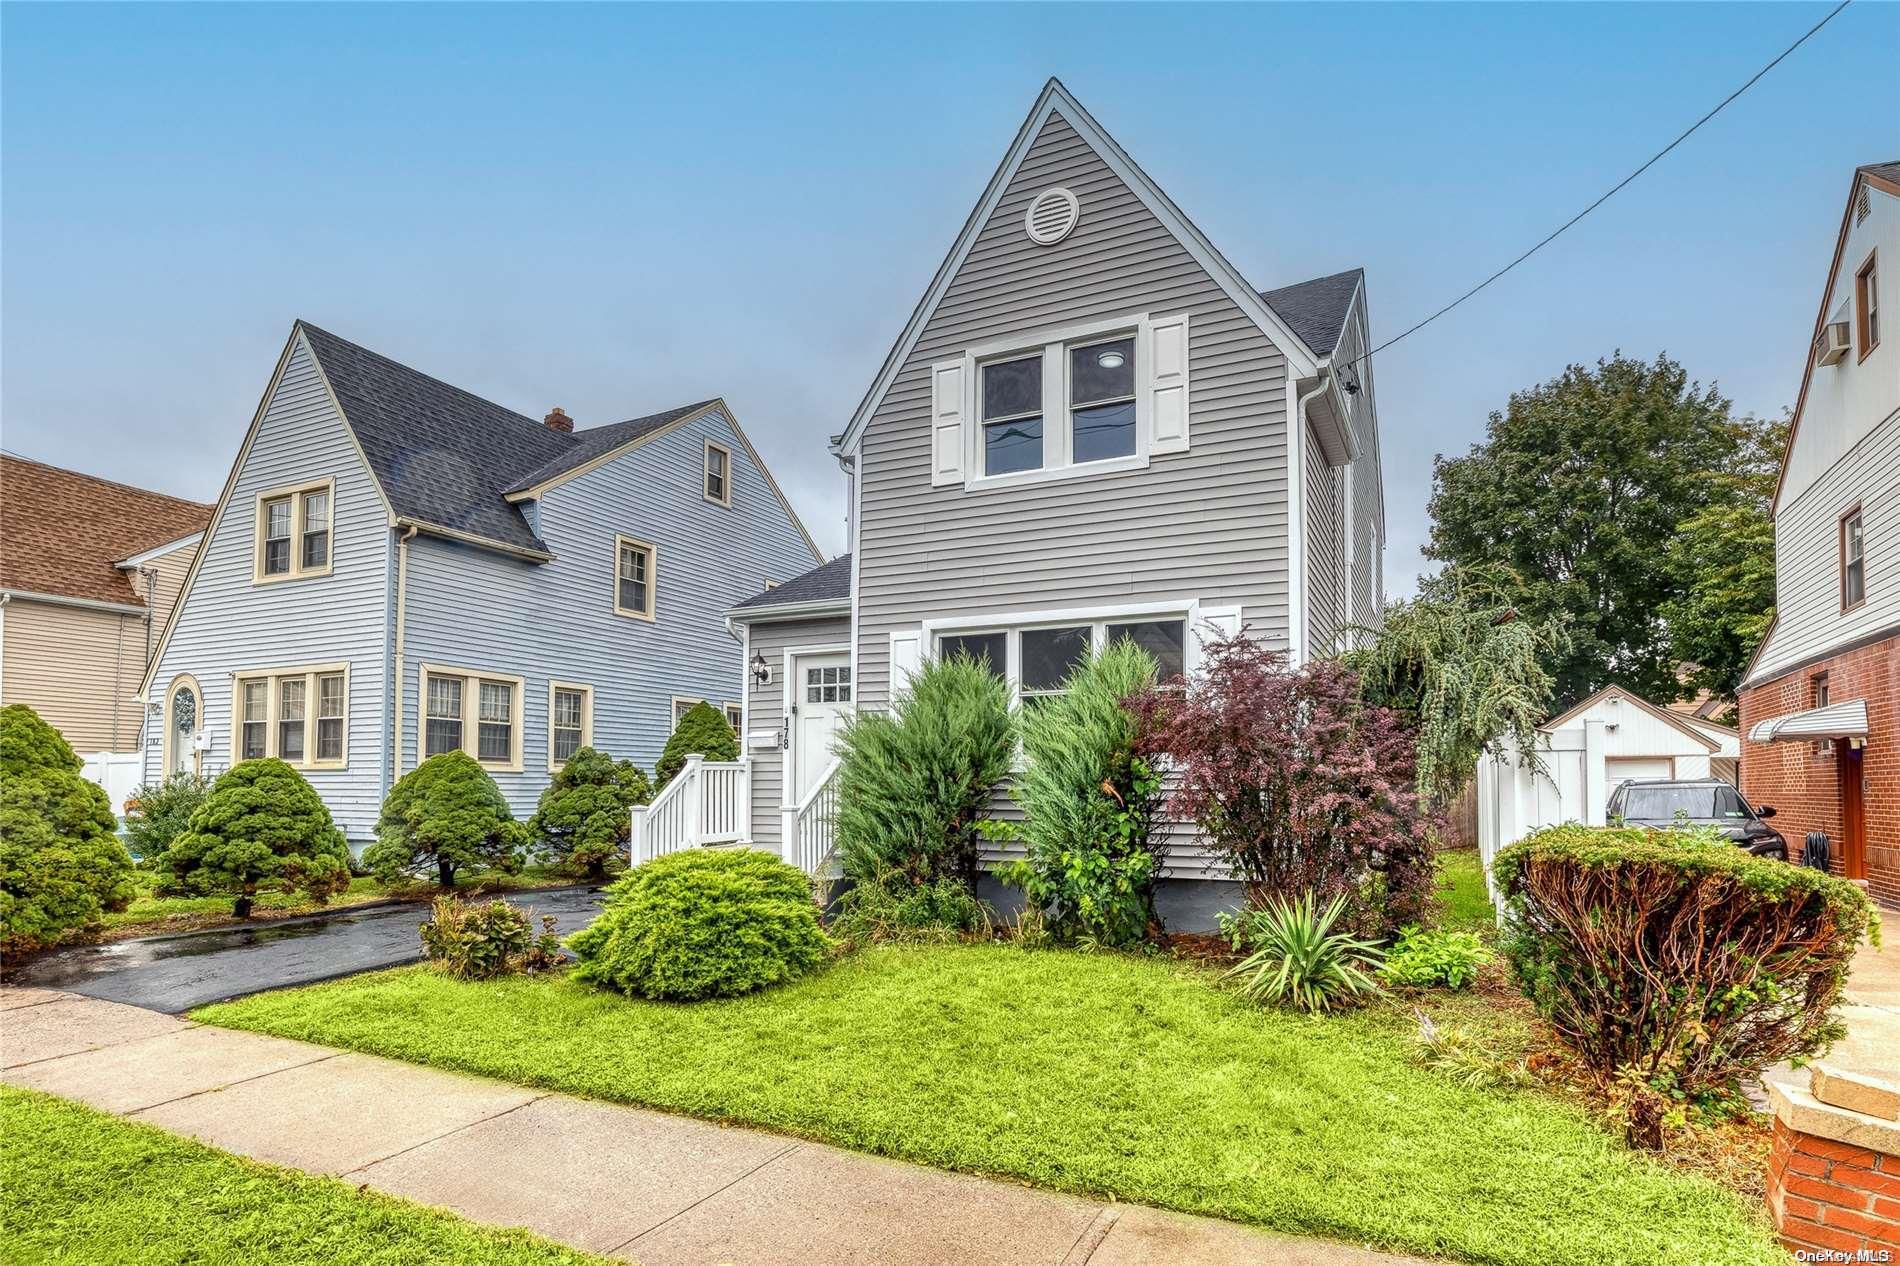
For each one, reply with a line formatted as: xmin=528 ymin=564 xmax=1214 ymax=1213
xmin=1862 ymin=160 xmax=1900 ymax=183
xmin=731 ymin=553 xmax=851 ymax=613
xmin=297 ymin=323 xmax=711 ymax=555
xmin=0 ymin=454 xmax=212 ymax=606
xmin=1259 ymin=268 xmax=1363 ymax=356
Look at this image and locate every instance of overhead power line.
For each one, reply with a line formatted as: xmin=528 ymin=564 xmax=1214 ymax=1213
xmin=1353 ymin=0 xmax=1852 ymax=369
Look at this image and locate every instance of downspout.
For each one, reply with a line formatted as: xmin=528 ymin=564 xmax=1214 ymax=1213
xmin=138 ymin=566 xmax=158 ymax=751
xmin=391 ymin=524 xmax=417 ymax=783
xmin=1292 ymin=368 xmax=1334 ymax=666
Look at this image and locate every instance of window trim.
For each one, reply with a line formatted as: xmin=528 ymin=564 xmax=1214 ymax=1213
xmin=1840 ymin=503 xmax=1866 ymax=613
xmin=162 ymin=673 xmax=205 ymax=777
xmin=252 ymin=477 xmax=336 ymax=584
xmin=419 ymin=663 xmax=524 ymax=773
xmin=613 ymin=535 xmax=657 ymax=621
xmin=229 ymin=662 xmax=350 ymax=770
xmin=926 ymin=603 xmax=1196 ymax=708
xmin=547 ymin=680 xmax=594 ymax=772
xmin=1856 ymin=250 xmax=1880 ymax=362
xmin=704 ymin=439 xmax=733 ymax=507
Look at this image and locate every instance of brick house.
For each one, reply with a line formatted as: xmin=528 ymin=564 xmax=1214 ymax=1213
xmin=1738 ymin=161 xmax=1900 ymax=909
xmin=0 ymin=454 xmax=211 ymax=760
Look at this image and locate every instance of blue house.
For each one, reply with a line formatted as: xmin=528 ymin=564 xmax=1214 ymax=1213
xmin=140 ymin=321 xmax=821 ymax=841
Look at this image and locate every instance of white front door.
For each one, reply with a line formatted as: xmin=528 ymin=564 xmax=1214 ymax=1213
xmin=792 ymin=653 xmax=852 ymax=801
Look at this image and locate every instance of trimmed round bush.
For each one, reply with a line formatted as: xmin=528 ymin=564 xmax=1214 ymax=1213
xmin=0 ymin=704 xmax=136 ymax=951
xmin=567 ymin=849 xmax=829 ymax=1000
xmin=366 ymin=750 xmax=525 ymax=889
xmin=1496 ymin=824 xmax=1875 ymax=1119
xmin=654 ymin=702 xmax=738 ymax=788
xmin=529 ymin=747 xmax=651 ymax=880
xmin=164 ymin=758 xmax=351 ymax=918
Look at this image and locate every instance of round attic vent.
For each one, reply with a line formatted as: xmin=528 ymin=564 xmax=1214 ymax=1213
xmin=1024 ymin=187 xmax=1080 ymax=246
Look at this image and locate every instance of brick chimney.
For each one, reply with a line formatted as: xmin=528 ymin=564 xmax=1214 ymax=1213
xmin=544 ymin=407 xmax=573 ymax=434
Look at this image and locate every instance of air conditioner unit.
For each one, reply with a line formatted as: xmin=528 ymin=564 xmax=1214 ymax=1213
xmin=1816 ymin=321 xmax=1852 ymax=366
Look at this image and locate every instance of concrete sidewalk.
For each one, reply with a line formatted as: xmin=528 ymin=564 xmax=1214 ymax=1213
xmin=1 ymin=988 xmax=1430 ymax=1266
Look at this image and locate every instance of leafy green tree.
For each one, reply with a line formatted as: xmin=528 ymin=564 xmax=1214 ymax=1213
xmin=653 ymin=702 xmax=739 ymax=789
xmin=367 ymin=750 xmax=525 ymax=890
xmin=999 ymin=640 xmax=1162 ymax=947
xmin=529 ymin=747 xmax=651 ymax=880
xmin=1345 ymin=564 xmax=1565 ymax=804
xmin=1661 ymin=412 xmax=1787 ymax=707
xmin=1427 ymin=353 xmax=1744 ymax=708
xmin=124 ymin=772 xmax=213 ymax=864
xmin=162 ymin=758 xmax=351 ymax=918
xmin=834 ymin=655 xmax=1014 ymax=890
xmin=0 ymin=705 xmax=137 ymax=950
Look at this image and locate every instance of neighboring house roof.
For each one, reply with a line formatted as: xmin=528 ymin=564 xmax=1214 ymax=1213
xmin=0 ymin=454 xmax=211 ymax=608
xmin=730 ymin=553 xmax=852 ymax=615
xmin=1542 ymin=684 xmax=1722 ymax=753
xmin=505 ymin=401 xmax=719 ymax=496
xmin=1260 ymin=268 xmax=1364 ymax=356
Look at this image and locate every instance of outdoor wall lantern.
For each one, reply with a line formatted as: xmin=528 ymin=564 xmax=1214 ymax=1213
xmin=750 ymin=653 xmax=771 ymax=687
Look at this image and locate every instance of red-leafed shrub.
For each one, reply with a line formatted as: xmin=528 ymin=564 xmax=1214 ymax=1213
xmin=1131 ymin=630 xmax=1436 ymax=935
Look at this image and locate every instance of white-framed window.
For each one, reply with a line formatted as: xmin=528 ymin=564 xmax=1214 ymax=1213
xmin=1842 ymin=506 xmax=1866 ymax=611
xmin=1857 ymin=251 xmax=1879 ymax=359
xmin=933 ymin=615 xmax=1188 ymax=704
xmin=668 ymin=696 xmax=742 ymax=733
xmin=420 ymin=665 xmax=522 ymax=771
xmin=931 ymin=312 xmax=1189 ymax=491
xmin=548 ymin=682 xmax=593 ymax=770
xmin=230 ymin=664 xmax=349 ymax=769
xmin=704 ymin=440 xmax=732 ymax=507
xmin=254 ymin=478 xmax=335 ymax=582
xmin=615 ymin=536 xmax=656 ymax=620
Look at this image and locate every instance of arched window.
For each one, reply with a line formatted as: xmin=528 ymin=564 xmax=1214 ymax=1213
xmin=164 ymin=675 xmax=203 ymax=776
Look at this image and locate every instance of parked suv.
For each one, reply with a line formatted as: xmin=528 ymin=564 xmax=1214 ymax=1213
xmin=1605 ymin=778 xmax=1788 ymax=860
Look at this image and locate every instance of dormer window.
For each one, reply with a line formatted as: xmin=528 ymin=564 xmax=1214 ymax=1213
xmin=254 ymin=478 xmax=334 ymax=582
xmin=704 ymin=440 xmax=732 ymax=506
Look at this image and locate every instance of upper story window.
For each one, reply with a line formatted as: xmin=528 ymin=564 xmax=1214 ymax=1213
xmin=704 ymin=440 xmax=732 ymax=506
xmin=549 ymin=682 xmax=592 ymax=769
xmin=233 ymin=664 xmax=348 ymax=768
xmin=254 ymin=479 xmax=334 ymax=582
xmin=1841 ymin=506 xmax=1866 ymax=611
xmin=932 ymin=312 xmax=1190 ymax=491
xmin=614 ymin=536 xmax=655 ymax=620
xmin=421 ymin=664 xmax=521 ymax=772
xmin=1857 ymin=252 xmax=1880 ymax=359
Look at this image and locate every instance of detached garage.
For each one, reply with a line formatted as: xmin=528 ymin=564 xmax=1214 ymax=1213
xmin=1476 ymin=685 xmax=1743 ymax=898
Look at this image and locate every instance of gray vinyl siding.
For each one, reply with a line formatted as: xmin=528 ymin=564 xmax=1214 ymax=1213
xmin=1305 ymin=422 xmax=1347 ymax=654
xmin=398 ymin=406 xmax=821 ymax=819
xmin=142 ymin=336 xmax=392 ymax=839
xmin=1334 ymin=303 xmax=1384 ymax=629
xmin=741 ymin=613 xmax=851 ymax=854
xmin=854 ymin=111 xmax=1294 ymax=711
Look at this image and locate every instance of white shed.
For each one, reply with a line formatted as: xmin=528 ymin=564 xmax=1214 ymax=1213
xmin=1476 ymin=685 xmax=1742 ymax=900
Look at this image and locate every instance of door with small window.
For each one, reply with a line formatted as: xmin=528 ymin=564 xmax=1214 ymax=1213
xmin=792 ymin=653 xmax=852 ymax=802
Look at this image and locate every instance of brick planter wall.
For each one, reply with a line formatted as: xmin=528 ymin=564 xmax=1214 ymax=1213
xmin=1739 ymin=631 xmax=1900 ymax=908
xmin=1767 ymin=1116 xmax=1900 ymax=1256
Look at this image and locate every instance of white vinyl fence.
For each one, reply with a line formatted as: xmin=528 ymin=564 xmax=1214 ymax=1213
xmin=1475 ymin=720 xmax=1606 ymax=905
xmin=81 ymin=750 xmax=144 ymax=821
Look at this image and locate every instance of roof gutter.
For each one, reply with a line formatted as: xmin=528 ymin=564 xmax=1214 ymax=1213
xmin=0 ymin=587 xmax=148 ymax=616
xmin=394 ymin=518 xmax=554 ymax=563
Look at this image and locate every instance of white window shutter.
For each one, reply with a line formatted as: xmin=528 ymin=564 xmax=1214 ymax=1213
xmin=930 ymin=360 xmax=967 ymax=486
xmin=1147 ymin=314 xmax=1190 ymax=454
xmin=1192 ymin=605 xmax=1242 ymax=674
xmin=888 ymin=629 xmax=923 ymax=695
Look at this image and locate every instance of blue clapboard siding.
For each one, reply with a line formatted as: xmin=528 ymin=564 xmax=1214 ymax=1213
xmin=398 ymin=405 xmax=821 ymax=818
xmin=143 ymin=335 xmax=393 ymax=838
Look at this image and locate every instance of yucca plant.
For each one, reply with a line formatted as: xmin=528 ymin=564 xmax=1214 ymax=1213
xmin=1225 ymin=891 xmax=1385 ymax=1013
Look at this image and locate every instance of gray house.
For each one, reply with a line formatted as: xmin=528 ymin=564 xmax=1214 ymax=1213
xmin=640 ymin=81 xmax=1385 ymax=924
xmin=141 ymin=321 xmax=821 ymax=841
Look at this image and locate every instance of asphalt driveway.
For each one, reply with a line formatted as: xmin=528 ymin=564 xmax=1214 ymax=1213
xmin=8 ymin=886 xmax=607 ymax=1014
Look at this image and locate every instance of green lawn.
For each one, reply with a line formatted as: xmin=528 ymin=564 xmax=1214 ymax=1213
xmin=102 ymin=866 xmax=580 ymax=935
xmin=0 ymin=1087 xmax=607 ymax=1266
xmin=1434 ymin=847 xmax=1497 ymax=935
xmin=197 ymin=944 xmax=1779 ymax=1266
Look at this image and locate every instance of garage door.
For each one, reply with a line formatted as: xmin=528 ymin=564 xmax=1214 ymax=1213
xmin=1606 ymin=757 xmax=1673 ymax=789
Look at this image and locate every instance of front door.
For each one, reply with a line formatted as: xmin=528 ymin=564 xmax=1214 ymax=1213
xmin=792 ymin=653 xmax=852 ymax=801
xmin=1839 ymin=742 xmax=1868 ymax=880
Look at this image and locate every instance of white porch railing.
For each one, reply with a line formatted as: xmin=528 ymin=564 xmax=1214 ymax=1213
xmin=630 ymin=754 xmax=751 ymax=865
xmin=782 ymin=759 xmax=842 ymax=877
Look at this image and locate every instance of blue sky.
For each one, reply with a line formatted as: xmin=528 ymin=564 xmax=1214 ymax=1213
xmin=4 ymin=2 xmax=1895 ymax=592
